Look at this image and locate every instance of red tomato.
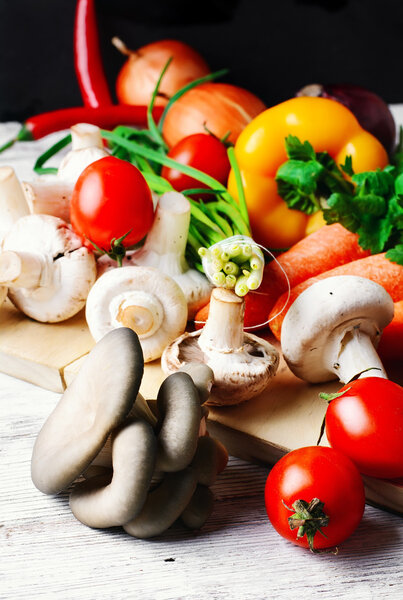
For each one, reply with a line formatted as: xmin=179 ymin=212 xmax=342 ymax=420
xmin=265 ymin=446 xmax=365 ymax=551
xmin=161 ymin=133 xmax=231 ymax=193
xmin=325 ymin=378 xmax=403 ymax=479
xmin=70 ymin=156 xmax=154 ymax=250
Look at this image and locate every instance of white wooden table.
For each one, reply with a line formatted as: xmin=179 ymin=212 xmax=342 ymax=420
xmin=1 ymin=372 xmax=403 ymax=600
xmin=1 ymin=120 xmax=403 ymax=599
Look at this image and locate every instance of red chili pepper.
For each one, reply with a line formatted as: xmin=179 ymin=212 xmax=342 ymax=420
xmin=74 ymin=0 xmax=113 ymax=107
xmin=0 ymin=105 xmax=163 ymax=153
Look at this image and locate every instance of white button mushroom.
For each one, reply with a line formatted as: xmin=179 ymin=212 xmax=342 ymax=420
xmin=0 ymin=214 xmax=96 ymax=322
xmin=0 ymin=166 xmax=30 ymax=243
xmin=98 ymin=191 xmax=212 ymax=319
xmin=22 ymin=123 xmax=109 ymax=221
xmin=281 ymin=275 xmax=395 ymax=384
xmin=85 ymin=265 xmax=188 ymax=362
xmin=162 ymin=287 xmax=280 ymax=405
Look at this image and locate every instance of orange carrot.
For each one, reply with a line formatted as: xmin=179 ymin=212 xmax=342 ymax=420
xmin=269 ymin=253 xmax=403 ymax=341
xmin=378 ymin=301 xmax=403 ymax=361
xmin=195 ymin=223 xmax=369 ymax=330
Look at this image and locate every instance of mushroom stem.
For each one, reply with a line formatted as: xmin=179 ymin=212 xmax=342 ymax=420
xmin=198 ymin=287 xmax=244 ymax=352
xmin=71 ymin=123 xmax=104 ymax=151
xmin=0 ymin=167 xmax=30 ymax=243
xmin=133 ymin=192 xmax=190 ymax=273
xmin=332 ymin=327 xmax=388 ymax=383
xmin=114 ymin=291 xmax=163 ymax=338
xmin=0 ymin=250 xmax=48 ymax=289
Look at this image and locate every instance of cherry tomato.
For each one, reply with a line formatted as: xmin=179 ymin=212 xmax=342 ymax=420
xmin=70 ymin=156 xmax=154 ymax=250
xmin=265 ymin=446 xmax=365 ymax=551
xmin=325 ymin=378 xmax=403 ymax=479
xmin=161 ymin=133 xmax=231 ymax=193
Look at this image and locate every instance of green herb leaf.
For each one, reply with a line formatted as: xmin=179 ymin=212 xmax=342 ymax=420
xmin=284 ymin=135 xmax=316 ymax=161
xmin=276 ymin=159 xmax=324 ymax=214
xmin=386 ymin=244 xmax=403 ymax=265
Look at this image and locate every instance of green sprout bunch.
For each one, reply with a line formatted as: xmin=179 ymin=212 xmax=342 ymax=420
xmin=199 ymin=235 xmax=264 ymax=297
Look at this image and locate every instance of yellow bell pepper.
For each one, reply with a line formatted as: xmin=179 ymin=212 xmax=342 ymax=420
xmin=228 ymin=96 xmax=389 ymax=249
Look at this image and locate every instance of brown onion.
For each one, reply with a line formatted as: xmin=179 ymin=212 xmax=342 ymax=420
xmin=113 ymin=38 xmax=210 ymax=107
xmin=161 ymin=82 xmax=266 ymax=148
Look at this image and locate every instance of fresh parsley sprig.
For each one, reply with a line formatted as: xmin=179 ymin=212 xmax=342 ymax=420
xmin=275 ymin=135 xmax=403 ymax=265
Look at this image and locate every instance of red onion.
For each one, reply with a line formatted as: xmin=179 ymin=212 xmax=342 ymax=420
xmin=297 ymin=83 xmax=396 ymax=155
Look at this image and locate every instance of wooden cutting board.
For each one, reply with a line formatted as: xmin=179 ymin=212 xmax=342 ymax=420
xmin=0 ymin=300 xmax=401 ymax=514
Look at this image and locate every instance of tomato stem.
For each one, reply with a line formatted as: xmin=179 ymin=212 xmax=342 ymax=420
xmin=284 ymin=498 xmax=331 ymax=553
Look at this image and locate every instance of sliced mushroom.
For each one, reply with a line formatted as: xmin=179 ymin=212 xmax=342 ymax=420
xmin=85 ymin=265 xmax=188 ymax=362
xmin=0 ymin=214 xmax=96 ymax=322
xmin=70 ymin=418 xmax=156 ymax=528
xmin=155 ymin=372 xmax=202 ymax=472
xmin=22 ymin=123 xmax=108 ymax=221
xmin=162 ymin=287 xmax=279 ymax=405
xmin=0 ymin=166 xmax=30 ymax=243
xmin=31 ymin=327 xmax=144 ymax=494
xmin=281 ymin=275 xmax=394 ymax=383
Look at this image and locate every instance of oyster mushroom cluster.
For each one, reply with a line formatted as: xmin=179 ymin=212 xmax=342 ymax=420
xmin=31 ymin=327 xmax=228 ymax=538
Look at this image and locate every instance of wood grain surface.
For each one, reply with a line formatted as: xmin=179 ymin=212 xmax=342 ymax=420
xmin=1 ymin=372 xmax=402 ymax=600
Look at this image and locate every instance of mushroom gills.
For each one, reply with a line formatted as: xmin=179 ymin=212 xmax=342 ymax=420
xmin=161 ymin=287 xmax=279 ymax=405
xmin=85 ymin=266 xmax=188 ymax=362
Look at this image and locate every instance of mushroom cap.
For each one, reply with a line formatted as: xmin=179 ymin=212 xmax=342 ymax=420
xmin=2 ymin=214 xmax=96 ymax=322
xmin=31 ymin=327 xmax=144 ymax=494
xmin=85 ymin=265 xmax=188 ymax=362
xmin=161 ymin=329 xmax=279 ymax=405
xmin=281 ymin=275 xmax=395 ymax=383
xmin=69 ymin=418 xmax=156 ymax=528
xmin=155 ymin=372 xmax=202 ymax=472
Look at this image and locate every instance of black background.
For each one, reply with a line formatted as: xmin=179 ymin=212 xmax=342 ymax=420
xmin=1 ymin=0 xmax=402 ymax=122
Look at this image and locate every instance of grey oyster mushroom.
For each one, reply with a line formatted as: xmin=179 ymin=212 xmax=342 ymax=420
xmin=85 ymin=265 xmax=188 ymax=362
xmin=180 ymin=485 xmax=215 ymax=530
xmin=22 ymin=123 xmax=109 ymax=222
xmin=0 ymin=214 xmax=96 ymax=322
xmin=70 ymin=418 xmax=157 ymax=528
xmin=31 ymin=327 xmax=227 ymax=537
xmin=161 ymin=287 xmax=280 ymax=405
xmin=124 ymin=434 xmax=228 ymax=539
xmin=155 ymin=372 xmax=203 ymax=472
xmin=281 ymin=275 xmax=394 ymax=384
xmin=31 ymin=327 xmax=144 ymax=494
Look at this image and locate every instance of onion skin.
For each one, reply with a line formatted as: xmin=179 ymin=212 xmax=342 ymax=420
xmin=162 ymin=82 xmax=266 ymax=148
xmin=297 ymin=83 xmax=396 ymax=155
xmin=115 ymin=39 xmax=210 ymax=107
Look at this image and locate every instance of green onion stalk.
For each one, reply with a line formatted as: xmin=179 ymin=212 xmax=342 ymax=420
xmin=31 ymin=62 xmax=264 ymax=297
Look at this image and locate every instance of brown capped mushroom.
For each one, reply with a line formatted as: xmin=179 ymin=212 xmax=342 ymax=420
xmin=281 ymin=275 xmax=394 ymax=384
xmin=161 ymin=287 xmax=279 ymax=405
xmin=31 ymin=328 xmax=144 ymax=494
